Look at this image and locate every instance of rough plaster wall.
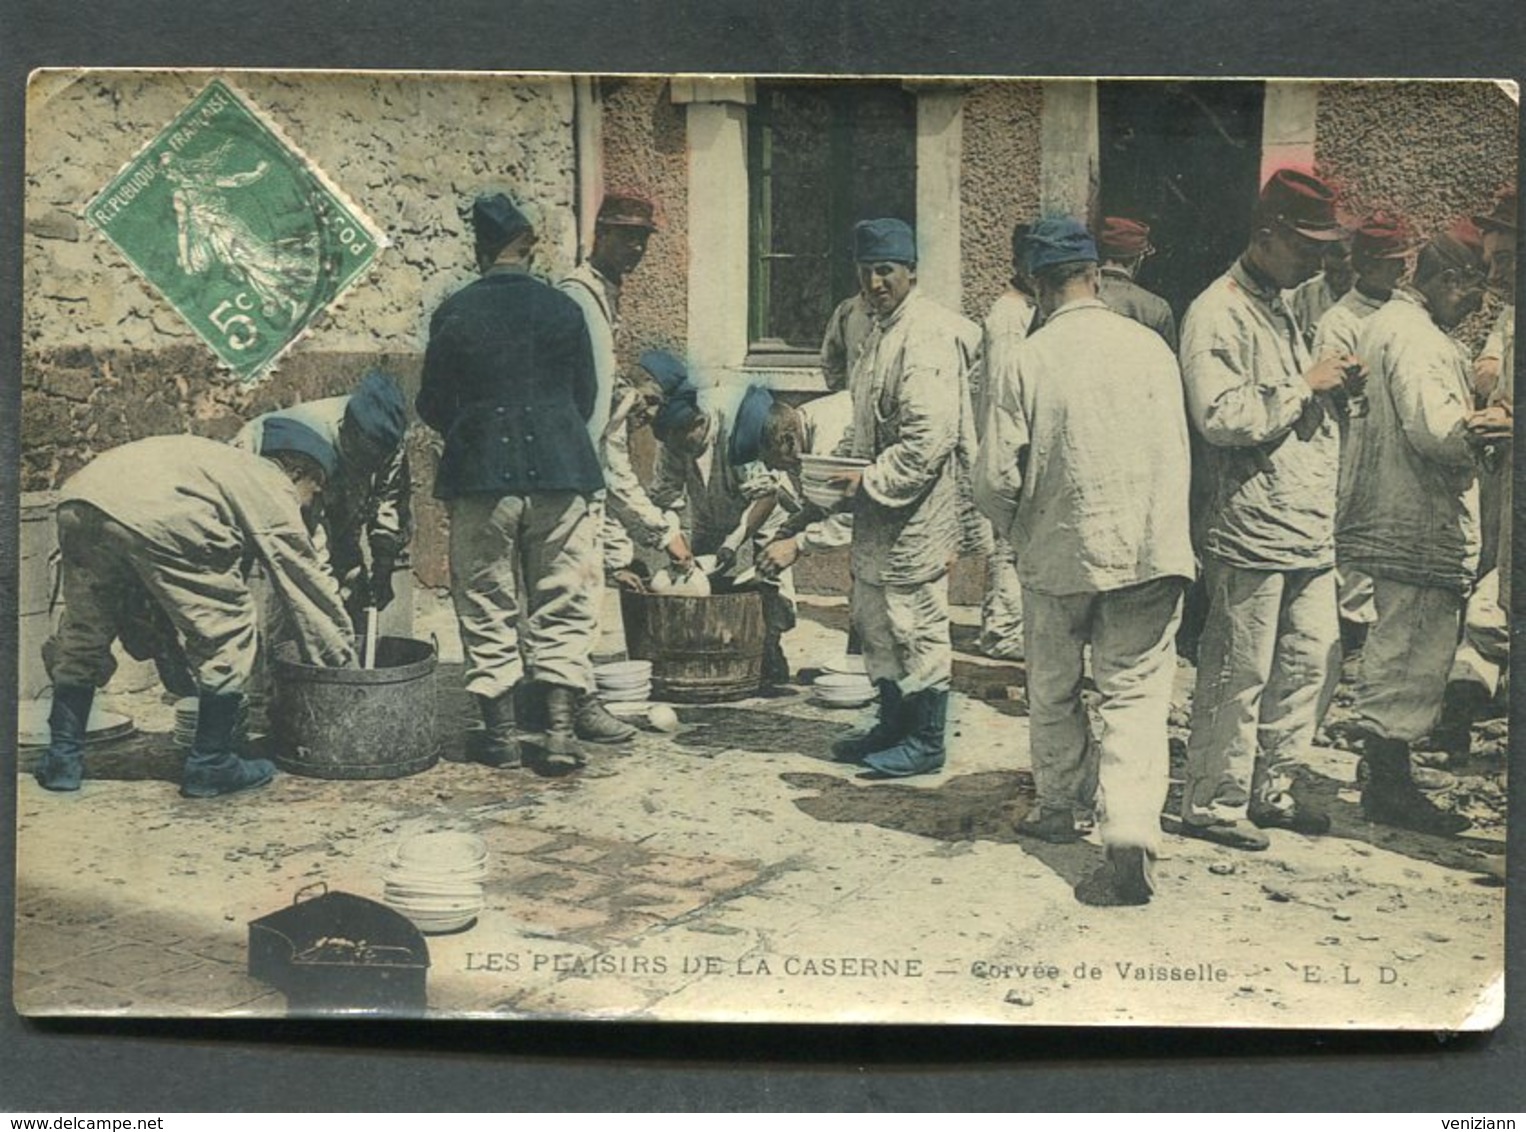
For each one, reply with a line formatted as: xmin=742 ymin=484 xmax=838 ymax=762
xmin=23 ymin=71 xmax=579 ymax=586
xmin=1316 ymin=80 xmax=1518 ymax=349
xmin=598 ymin=77 xmax=689 ymax=367
xmin=959 ymin=81 xmax=1044 ymax=323
xmin=597 ymin=77 xmax=690 ymax=487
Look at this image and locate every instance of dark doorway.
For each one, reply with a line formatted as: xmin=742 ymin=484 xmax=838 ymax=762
xmin=1098 ymin=81 xmax=1266 ymax=322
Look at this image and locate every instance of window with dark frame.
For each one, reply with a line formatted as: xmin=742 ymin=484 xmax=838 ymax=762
xmin=746 ymin=81 xmax=917 ymax=364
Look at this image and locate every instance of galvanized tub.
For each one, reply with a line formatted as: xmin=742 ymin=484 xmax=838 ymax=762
xmin=619 ymin=589 xmax=765 ymax=702
xmin=270 ymin=636 xmax=439 ymax=779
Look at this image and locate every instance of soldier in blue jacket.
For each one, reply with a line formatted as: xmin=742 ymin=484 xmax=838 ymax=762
xmin=417 ymin=193 xmax=607 ymax=775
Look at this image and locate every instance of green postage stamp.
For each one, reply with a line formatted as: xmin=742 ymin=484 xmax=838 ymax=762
xmin=87 ymin=78 xmax=385 ymax=383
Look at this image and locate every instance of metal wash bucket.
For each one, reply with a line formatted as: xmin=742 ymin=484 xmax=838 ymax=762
xmin=619 ymin=588 xmax=765 ymax=703
xmin=270 ymin=636 xmax=439 ymax=779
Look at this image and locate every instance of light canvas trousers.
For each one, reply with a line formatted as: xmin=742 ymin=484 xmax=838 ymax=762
xmin=1181 ymin=557 xmax=1340 ymax=825
xmin=48 ymin=501 xmax=259 ymax=695
xmin=979 ymin=536 xmax=1025 ymax=658
xmin=1023 ymin=577 xmax=1185 ymax=851
xmin=1448 ymin=568 xmax=1507 ymax=698
xmin=853 ymin=573 xmax=951 ymax=695
xmin=1355 ymin=577 xmax=1466 ymax=742
xmin=449 ymin=491 xmax=601 ymax=699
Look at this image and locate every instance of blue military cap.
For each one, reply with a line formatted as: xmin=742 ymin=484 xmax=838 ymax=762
xmin=344 ymin=370 xmax=408 ymax=448
xmin=652 ymin=384 xmax=702 ymax=444
xmin=728 ymin=384 xmax=774 ymax=466
xmin=471 ymin=192 xmax=532 ymax=247
xmin=638 ymin=349 xmax=690 ymax=397
xmin=854 ymin=218 xmax=917 ymax=265
xmin=262 ymin=416 xmax=338 ymax=479
xmin=1024 ymin=217 xmax=1098 ymax=274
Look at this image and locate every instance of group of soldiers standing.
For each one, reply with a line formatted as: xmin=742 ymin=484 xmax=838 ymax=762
xmin=33 ymin=165 xmax=1514 ymax=908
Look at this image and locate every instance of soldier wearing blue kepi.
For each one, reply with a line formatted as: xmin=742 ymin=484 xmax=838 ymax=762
xmin=417 ymin=192 xmax=606 ymax=775
xmin=601 ymin=348 xmax=696 ymax=594
xmin=649 ymin=371 xmax=796 ymax=685
xmin=975 ymin=218 xmax=1195 ymax=903
xmin=235 ymin=369 xmax=413 ymax=627
xmin=36 ymin=425 xmax=356 ymax=798
xmin=827 ymin=217 xmax=970 ymax=779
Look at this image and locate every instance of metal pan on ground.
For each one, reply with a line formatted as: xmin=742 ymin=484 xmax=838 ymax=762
xmin=15 ymin=699 xmax=136 ymax=748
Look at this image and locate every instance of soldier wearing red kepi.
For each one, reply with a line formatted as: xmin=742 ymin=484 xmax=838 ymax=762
xmin=1096 ymin=216 xmax=1177 ymax=350
xmin=1177 ymin=168 xmax=1368 ymax=852
xmin=1339 ymin=219 xmax=1494 ymax=834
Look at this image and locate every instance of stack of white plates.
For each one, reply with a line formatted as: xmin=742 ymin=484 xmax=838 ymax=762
xmin=799 ymin=454 xmax=869 ymax=509
xmin=595 ymin=660 xmax=653 ymax=703
xmin=172 ymin=697 xmax=199 ymax=748
xmin=383 ymin=832 xmax=487 ymax=934
xmin=812 ymin=671 xmax=875 ymax=709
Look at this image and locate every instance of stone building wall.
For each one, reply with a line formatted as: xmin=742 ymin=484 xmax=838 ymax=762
xmin=1315 ymin=80 xmax=1518 ymax=350
xmin=23 ymin=70 xmax=580 ymax=586
xmin=958 ymin=81 xmax=1045 ymax=323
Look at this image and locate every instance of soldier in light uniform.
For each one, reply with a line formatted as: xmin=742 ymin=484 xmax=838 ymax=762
xmin=826 ymin=218 xmax=968 ymax=779
xmin=974 ymin=221 xmax=1040 ymax=663
xmin=820 ymin=288 xmax=875 ymax=394
xmin=649 ymin=374 xmax=796 ymax=685
xmin=1309 ymin=212 xmax=1415 ymax=651
xmin=1438 ymin=189 xmax=1517 ymax=760
xmin=975 ymin=217 xmax=1195 ymax=903
xmin=1287 ymin=237 xmax=1354 ymax=348
xmin=601 ymin=349 xmax=696 ymax=593
xmin=1177 ymin=170 xmax=1367 ymax=852
xmin=1096 ymin=216 xmax=1177 ymax=350
xmin=36 ymin=425 xmax=355 ymax=797
xmin=755 ymin=388 xmax=858 ymax=574
xmin=1338 ymin=222 xmax=1493 ymax=834
xmin=234 ymin=369 xmax=413 ymax=627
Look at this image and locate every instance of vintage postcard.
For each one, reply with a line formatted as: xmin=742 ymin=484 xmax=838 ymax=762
xmin=12 ymin=70 xmax=1515 ymax=1028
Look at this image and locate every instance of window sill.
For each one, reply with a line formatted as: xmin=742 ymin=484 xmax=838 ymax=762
xmin=733 ymin=361 xmax=830 ymax=393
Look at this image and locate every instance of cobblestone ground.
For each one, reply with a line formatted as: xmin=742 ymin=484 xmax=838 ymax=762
xmin=11 ymin=593 xmax=1507 ymax=1028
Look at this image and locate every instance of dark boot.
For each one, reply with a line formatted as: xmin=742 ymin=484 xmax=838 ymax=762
xmin=831 ymin=680 xmax=904 ymax=763
xmin=862 ymin=688 xmax=948 ymax=778
xmin=1361 ymin=734 xmax=1470 ymax=835
xmin=181 ymin=691 xmax=276 ymax=798
xmin=761 ymin=634 xmax=791 ymax=687
xmin=525 ymin=684 xmax=586 ymax=776
xmin=473 ymin=692 xmax=522 ymax=769
xmin=1431 ymin=680 xmax=1490 ymax=762
xmin=36 ymin=684 xmax=94 ymax=792
xmin=511 ymin=680 xmax=546 ymax=732
xmin=1107 ymin=844 xmax=1156 ymax=905
xmin=575 ymin=691 xmax=636 ymax=744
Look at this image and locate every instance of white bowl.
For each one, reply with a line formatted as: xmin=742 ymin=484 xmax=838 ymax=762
xmin=595 ymin=660 xmax=652 ymax=681
xmin=802 ymin=484 xmax=849 ymax=508
xmin=813 ymin=672 xmax=873 ymax=691
xmin=600 ymin=683 xmax=653 ymax=703
xmin=394 ymin=831 xmax=487 ymax=868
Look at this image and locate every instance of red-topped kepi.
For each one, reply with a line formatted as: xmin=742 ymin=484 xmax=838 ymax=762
xmin=1431 ymin=216 xmax=1489 ymax=274
xmin=1098 ymin=217 xmax=1155 ymax=259
xmin=1351 ymin=212 xmax=1415 ymax=260
xmin=1256 ymin=169 xmax=1344 ymax=241
xmin=597 ymin=191 xmax=659 ymax=231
